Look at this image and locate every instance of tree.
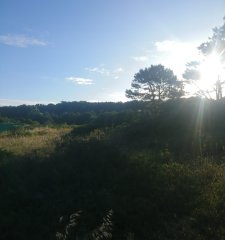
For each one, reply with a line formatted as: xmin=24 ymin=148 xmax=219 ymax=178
xmin=198 ymin=17 xmax=225 ymax=57
xmin=183 ymin=17 xmax=225 ymax=100
xmin=182 ymin=61 xmax=212 ymax=99
xmin=199 ymin=17 xmax=225 ymax=100
xmin=126 ymin=64 xmax=184 ymax=102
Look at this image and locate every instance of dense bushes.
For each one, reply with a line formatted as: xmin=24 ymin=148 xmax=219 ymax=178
xmin=1 ymin=140 xmax=225 ymax=239
xmin=1 ymin=98 xmax=225 ymax=239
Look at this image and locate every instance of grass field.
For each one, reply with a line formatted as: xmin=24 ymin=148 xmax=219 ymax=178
xmin=0 ymin=126 xmax=71 ymax=156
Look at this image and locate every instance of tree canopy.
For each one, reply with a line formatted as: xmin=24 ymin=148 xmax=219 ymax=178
xmin=126 ymin=64 xmax=184 ymax=101
xmin=198 ymin=16 xmax=225 ymax=57
xmin=183 ymin=17 xmax=225 ymax=100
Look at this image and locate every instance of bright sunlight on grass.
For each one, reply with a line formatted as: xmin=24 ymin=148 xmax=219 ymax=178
xmin=0 ymin=126 xmax=71 ymax=156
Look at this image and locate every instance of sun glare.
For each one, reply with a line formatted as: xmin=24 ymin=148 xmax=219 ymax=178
xmin=198 ymin=52 xmax=225 ymax=90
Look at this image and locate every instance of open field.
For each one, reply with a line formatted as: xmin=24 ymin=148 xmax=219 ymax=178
xmin=0 ymin=126 xmax=72 ymax=156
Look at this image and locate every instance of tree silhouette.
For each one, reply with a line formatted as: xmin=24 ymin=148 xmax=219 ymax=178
xmin=199 ymin=17 xmax=225 ymax=100
xmin=126 ymin=64 xmax=184 ymax=102
xmin=183 ymin=17 xmax=225 ymax=100
xmin=182 ymin=61 xmax=213 ymax=99
xmin=198 ymin=17 xmax=225 ymax=57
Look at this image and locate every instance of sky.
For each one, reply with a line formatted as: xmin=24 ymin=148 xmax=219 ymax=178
xmin=1 ymin=0 xmax=225 ymax=106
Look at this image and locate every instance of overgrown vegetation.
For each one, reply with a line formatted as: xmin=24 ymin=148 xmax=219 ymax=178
xmin=1 ymin=98 xmax=225 ymax=239
xmin=0 ymin=126 xmax=71 ymax=156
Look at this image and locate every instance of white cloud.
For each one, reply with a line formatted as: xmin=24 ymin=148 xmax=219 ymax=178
xmin=85 ymin=67 xmax=110 ymax=76
xmin=155 ymin=40 xmax=177 ymax=52
xmin=85 ymin=66 xmax=124 ymax=80
xmin=0 ymin=34 xmax=47 ymax=47
xmin=154 ymin=40 xmax=201 ymax=77
xmin=66 ymin=76 xmax=94 ymax=85
xmin=113 ymin=67 xmax=124 ymax=73
xmin=132 ymin=56 xmax=149 ymax=62
xmin=155 ymin=40 xmax=201 ymax=57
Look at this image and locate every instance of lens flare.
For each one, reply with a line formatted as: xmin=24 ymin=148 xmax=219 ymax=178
xmin=198 ymin=52 xmax=225 ymax=90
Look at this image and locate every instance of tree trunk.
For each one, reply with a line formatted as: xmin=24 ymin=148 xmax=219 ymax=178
xmin=215 ymin=77 xmax=222 ymax=100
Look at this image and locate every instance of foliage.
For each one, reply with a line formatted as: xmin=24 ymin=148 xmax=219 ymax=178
xmin=91 ymin=210 xmax=113 ymax=240
xmin=56 ymin=210 xmax=113 ymax=240
xmin=126 ymin=64 xmax=184 ymax=102
xmin=1 ymin=98 xmax=225 ymax=239
xmin=0 ymin=101 xmax=148 ymax=125
xmin=198 ymin=16 xmax=225 ymax=57
xmin=183 ymin=17 xmax=225 ymax=100
xmin=56 ymin=211 xmax=82 ymax=240
xmin=182 ymin=61 xmax=213 ymax=99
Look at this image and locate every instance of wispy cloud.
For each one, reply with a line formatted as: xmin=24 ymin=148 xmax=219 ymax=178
xmin=113 ymin=67 xmax=124 ymax=73
xmin=155 ymin=40 xmax=200 ymax=56
xmin=66 ymin=76 xmax=94 ymax=85
xmin=155 ymin=40 xmax=176 ymax=52
xmin=0 ymin=34 xmax=47 ymax=47
xmin=85 ymin=66 xmax=124 ymax=80
xmin=85 ymin=67 xmax=110 ymax=76
xmin=132 ymin=56 xmax=149 ymax=62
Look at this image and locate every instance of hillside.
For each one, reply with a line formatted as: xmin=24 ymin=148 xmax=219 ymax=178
xmin=1 ymin=98 xmax=225 ymax=239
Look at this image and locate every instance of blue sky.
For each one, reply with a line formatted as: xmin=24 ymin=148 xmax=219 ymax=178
xmin=1 ymin=0 xmax=225 ymax=105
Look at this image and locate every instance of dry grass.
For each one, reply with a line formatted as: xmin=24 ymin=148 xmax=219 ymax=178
xmin=0 ymin=127 xmax=71 ymax=156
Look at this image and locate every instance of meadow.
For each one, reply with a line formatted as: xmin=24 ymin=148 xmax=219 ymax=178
xmin=0 ymin=126 xmax=71 ymax=156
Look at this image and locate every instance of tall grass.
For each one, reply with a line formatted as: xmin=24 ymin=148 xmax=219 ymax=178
xmin=0 ymin=126 xmax=71 ymax=156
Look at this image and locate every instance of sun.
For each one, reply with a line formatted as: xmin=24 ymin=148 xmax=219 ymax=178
xmin=198 ymin=52 xmax=225 ymax=90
